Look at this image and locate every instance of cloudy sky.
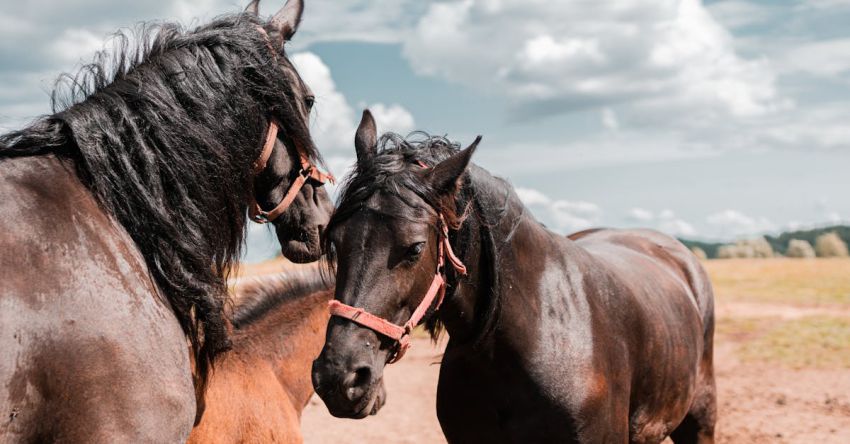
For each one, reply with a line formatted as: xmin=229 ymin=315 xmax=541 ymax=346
xmin=2 ymin=0 xmax=850 ymax=260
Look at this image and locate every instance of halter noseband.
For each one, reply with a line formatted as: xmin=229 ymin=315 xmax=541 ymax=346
xmin=328 ymin=213 xmax=467 ymax=364
xmin=249 ymin=120 xmax=334 ymax=224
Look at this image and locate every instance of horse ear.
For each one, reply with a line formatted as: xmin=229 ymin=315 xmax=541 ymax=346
xmin=270 ymin=0 xmax=304 ymax=43
xmin=245 ymin=0 xmax=260 ymax=15
xmin=425 ymin=136 xmax=481 ymax=196
xmin=355 ymin=110 xmax=378 ymax=164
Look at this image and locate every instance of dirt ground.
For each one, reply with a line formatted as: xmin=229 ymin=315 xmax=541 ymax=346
xmin=300 ymin=338 xmax=850 ymax=443
xmin=298 ymin=259 xmax=850 ymax=443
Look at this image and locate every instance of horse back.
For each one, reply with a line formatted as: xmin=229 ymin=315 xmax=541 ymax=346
xmin=571 ymin=227 xmax=713 ymax=326
xmin=0 ymin=155 xmax=196 ymax=442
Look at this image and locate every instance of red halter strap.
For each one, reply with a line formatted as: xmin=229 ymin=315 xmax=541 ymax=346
xmin=248 ymin=27 xmax=335 ymax=224
xmin=249 ymin=120 xmax=335 ymax=224
xmin=328 ymin=215 xmax=467 ymax=364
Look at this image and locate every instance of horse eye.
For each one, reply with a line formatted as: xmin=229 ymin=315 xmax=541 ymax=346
xmin=304 ymin=95 xmax=315 ymax=111
xmin=407 ymin=242 xmax=425 ymax=259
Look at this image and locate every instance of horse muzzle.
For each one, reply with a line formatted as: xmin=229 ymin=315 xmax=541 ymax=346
xmin=311 ymin=339 xmax=388 ymax=418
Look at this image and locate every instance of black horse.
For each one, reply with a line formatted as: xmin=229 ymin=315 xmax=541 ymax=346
xmin=0 ymin=0 xmax=332 ymax=441
xmin=312 ymin=111 xmax=716 ymax=443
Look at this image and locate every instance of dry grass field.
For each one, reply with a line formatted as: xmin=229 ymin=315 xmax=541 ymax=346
xmin=707 ymin=258 xmax=850 ymax=370
xmin=702 ymin=259 xmax=850 ymax=442
xmin=240 ymin=257 xmax=850 ymax=442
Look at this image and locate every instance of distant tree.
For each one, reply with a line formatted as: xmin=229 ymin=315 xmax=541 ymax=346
xmin=785 ymin=239 xmax=816 ymax=258
xmin=815 ymin=232 xmax=849 ymax=257
xmin=682 ymin=224 xmax=850 ymax=258
xmin=690 ymin=247 xmax=707 ymax=260
xmin=766 ymin=225 xmax=850 ymax=255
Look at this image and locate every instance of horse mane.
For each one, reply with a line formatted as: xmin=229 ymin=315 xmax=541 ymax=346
xmin=0 ymin=13 xmax=321 ymax=391
xmin=230 ymin=266 xmax=333 ymax=329
xmin=328 ymin=132 xmax=465 ymax=232
xmin=326 ymin=132 xmax=506 ymax=347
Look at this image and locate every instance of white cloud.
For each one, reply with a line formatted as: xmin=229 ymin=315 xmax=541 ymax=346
xmin=628 ymin=207 xmax=654 ymax=222
xmin=290 ymin=0 xmax=426 ymax=47
xmin=656 ymin=210 xmax=698 ymax=237
xmin=825 ymin=212 xmax=843 ymax=224
xmin=659 ymin=209 xmax=676 ymax=220
xmin=291 ymin=52 xmax=358 ymax=154
xmin=660 ymin=219 xmax=698 ymax=237
xmin=628 ymin=208 xmax=698 ymax=237
xmin=516 ymin=187 xmax=601 ymax=233
xmin=291 ymin=52 xmax=416 ymax=157
xmin=403 ymin=0 xmax=782 ymax=120
xmin=779 ymin=38 xmax=850 ymax=78
xmin=706 ymin=209 xmax=777 ymax=238
xmin=367 ymin=103 xmax=416 ymax=136
xmin=51 ymin=28 xmax=106 ymax=64
xmin=601 ymin=108 xmax=619 ymax=131
xmin=515 ymin=187 xmax=551 ymax=206
xmin=705 ymin=1 xmax=778 ymax=29
xmin=519 ymin=194 xmax=698 ymax=237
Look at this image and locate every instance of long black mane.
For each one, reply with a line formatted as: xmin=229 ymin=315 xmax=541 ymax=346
xmin=0 ymin=13 xmax=319 ymax=385
xmin=326 ymin=133 xmax=511 ymax=346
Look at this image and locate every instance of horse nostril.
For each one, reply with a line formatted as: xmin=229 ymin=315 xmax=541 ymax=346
xmin=344 ymin=366 xmax=372 ymax=401
xmin=353 ymin=366 xmax=371 ymax=388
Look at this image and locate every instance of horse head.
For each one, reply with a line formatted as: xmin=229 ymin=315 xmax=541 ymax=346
xmin=246 ymin=0 xmax=333 ymax=263
xmin=312 ymin=110 xmax=480 ymax=418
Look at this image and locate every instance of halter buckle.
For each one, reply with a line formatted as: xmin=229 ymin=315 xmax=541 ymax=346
xmin=252 ymin=212 xmax=270 ymax=224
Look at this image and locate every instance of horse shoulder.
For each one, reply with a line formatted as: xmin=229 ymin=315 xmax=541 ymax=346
xmin=0 ymin=155 xmax=195 ymax=442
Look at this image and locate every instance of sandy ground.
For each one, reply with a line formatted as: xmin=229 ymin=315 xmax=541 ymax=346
xmin=300 ymin=307 xmax=850 ymax=443
xmin=242 ymin=257 xmax=850 ymax=442
xmin=301 ymin=337 xmax=446 ymax=444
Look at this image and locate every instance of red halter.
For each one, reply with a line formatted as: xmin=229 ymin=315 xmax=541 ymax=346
xmin=249 ymin=27 xmax=335 ymax=224
xmin=249 ymin=121 xmax=334 ymax=224
xmin=328 ymin=215 xmax=467 ymax=364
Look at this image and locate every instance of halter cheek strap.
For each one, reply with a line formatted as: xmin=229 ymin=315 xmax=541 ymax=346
xmin=249 ymin=120 xmax=335 ymax=224
xmin=249 ymin=26 xmax=335 ymax=224
xmin=328 ymin=216 xmax=467 ymax=364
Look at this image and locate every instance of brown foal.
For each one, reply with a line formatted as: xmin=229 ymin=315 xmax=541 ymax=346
xmin=189 ymin=266 xmax=331 ymax=443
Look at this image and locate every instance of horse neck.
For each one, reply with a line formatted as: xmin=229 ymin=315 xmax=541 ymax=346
xmin=440 ymin=165 xmax=558 ymax=343
xmin=232 ymin=289 xmax=331 ymax=404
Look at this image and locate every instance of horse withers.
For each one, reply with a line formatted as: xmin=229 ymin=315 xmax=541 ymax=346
xmin=0 ymin=0 xmax=332 ymax=441
xmin=311 ymin=110 xmax=716 ymax=443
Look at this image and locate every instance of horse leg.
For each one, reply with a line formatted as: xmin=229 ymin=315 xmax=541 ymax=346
xmin=670 ymin=349 xmax=717 ymax=443
xmin=668 ymin=385 xmax=716 ymax=444
xmin=436 ymin=344 xmax=506 ymax=444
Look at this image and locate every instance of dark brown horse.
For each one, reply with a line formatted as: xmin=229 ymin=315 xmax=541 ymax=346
xmin=312 ymin=111 xmax=716 ymax=443
xmin=189 ymin=266 xmax=332 ymax=444
xmin=0 ymin=0 xmax=332 ymax=441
